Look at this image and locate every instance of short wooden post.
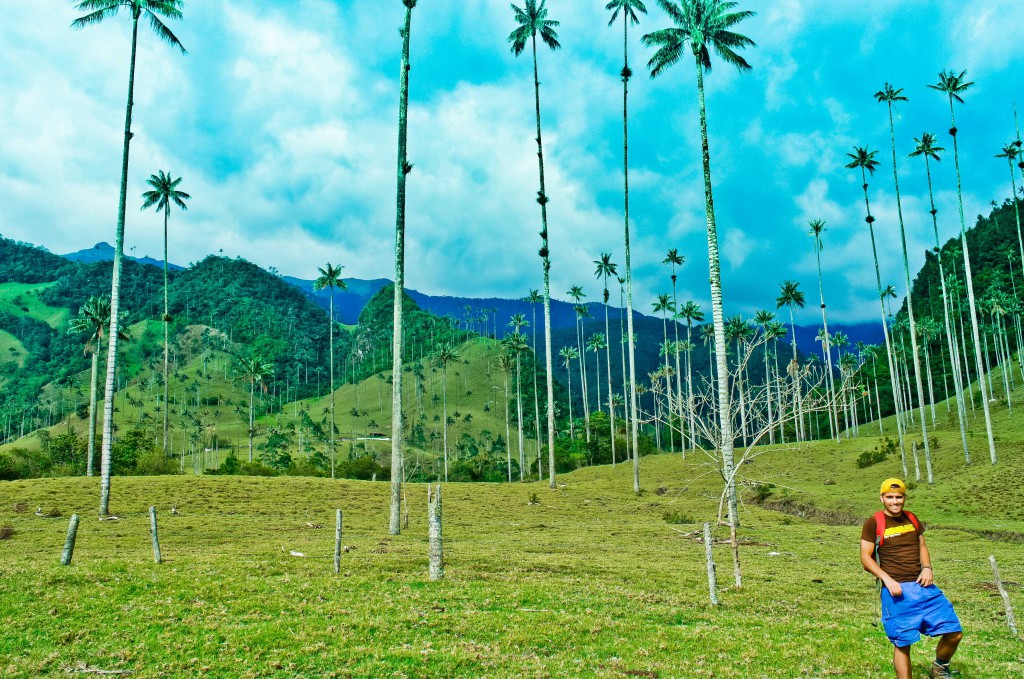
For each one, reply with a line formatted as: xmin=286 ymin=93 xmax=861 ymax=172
xmin=60 ymin=514 xmax=80 ymax=566
xmin=428 ymin=484 xmax=444 ymax=581
xmin=149 ymin=506 xmax=162 ymax=564
xmin=990 ymin=555 xmax=1019 ymax=636
xmin=334 ymin=509 xmax=343 ymax=575
xmin=703 ymin=522 xmax=718 ymax=606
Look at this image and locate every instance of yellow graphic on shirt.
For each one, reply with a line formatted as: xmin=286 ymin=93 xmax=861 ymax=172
xmin=883 ymin=523 xmax=917 ymax=539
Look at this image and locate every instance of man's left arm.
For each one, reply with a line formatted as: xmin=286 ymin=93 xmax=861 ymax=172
xmin=916 ymin=534 xmax=934 ymax=586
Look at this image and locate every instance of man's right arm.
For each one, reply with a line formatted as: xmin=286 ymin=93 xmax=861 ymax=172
xmin=860 ymin=538 xmax=903 ymax=597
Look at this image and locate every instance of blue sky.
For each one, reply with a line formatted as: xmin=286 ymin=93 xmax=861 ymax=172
xmin=1 ymin=0 xmax=1022 ymax=323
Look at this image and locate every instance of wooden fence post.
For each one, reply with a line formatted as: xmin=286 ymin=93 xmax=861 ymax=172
xmin=334 ymin=509 xmax=343 ymax=575
xmin=990 ymin=555 xmax=1019 ymax=637
xmin=60 ymin=514 xmax=80 ymax=566
xmin=428 ymin=484 xmax=444 ymax=581
xmin=704 ymin=522 xmax=718 ymax=606
xmin=149 ymin=506 xmax=162 ymax=564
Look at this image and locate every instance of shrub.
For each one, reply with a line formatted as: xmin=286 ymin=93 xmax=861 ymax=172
xmin=856 ymin=448 xmax=887 ymax=469
xmin=748 ymin=483 xmax=775 ymax=503
xmin=0 ymin=526 xmax=13 ymax=540
xmin=663 ymin=511 xmax=693 ymax=525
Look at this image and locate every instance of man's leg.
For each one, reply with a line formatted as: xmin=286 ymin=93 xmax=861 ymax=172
xmin=935 ymin=631 xmax=962 ymax=663
xmin=893 ymin=644 xmax=912 ymax=679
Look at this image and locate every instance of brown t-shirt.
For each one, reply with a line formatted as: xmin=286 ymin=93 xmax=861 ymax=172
xmin=861 ymin=512 xmax=925 ymax=583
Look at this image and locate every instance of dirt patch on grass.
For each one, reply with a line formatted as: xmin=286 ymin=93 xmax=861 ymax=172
xmin=755 ymin=497 xmax=861 ymax=526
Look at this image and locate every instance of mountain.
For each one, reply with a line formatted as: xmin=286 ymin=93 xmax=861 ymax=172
xmin=62 ymin=242 xmax=185 ymax=272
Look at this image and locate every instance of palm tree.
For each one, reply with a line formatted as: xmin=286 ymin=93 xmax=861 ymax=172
xmin=568 ymin=287 xmax=592 ymax=440
xmin=876 ymin=83 xmax=934 ymax=475
xmin=71 ymin=0 xmax=186 ymax=516
xmin=68 ymin=296 xmax=113 ymax=477
xmin=431 ymin=344 xmax=458 ymax=481
xmin=593 ymin=253 xmax=619 ymax=465
xmin=996 ymin=143 xmax=1024 ymax=279
xmin=503 ymin=329 xmax=530 ymax=480
xmin=678 ymin=300 xmax=704 ymax=448
xmin=807 ymin=219 xmax=838 ymax=440
xmin=725 ymin=314 xmax=752 ymax=447
xmin=140 ymin=169 xmax=189 ymax=459
xmin=776 ymin=280 xmax=805 ymax=441
xmin=559 ymin=346 xmax=580 ymax=438
xmin=606 ymin=0 xmax=647 ymax=493
xmin=389 ymin=0 xmax=418 ymax=535
xmin=663 ymin=249 xmax=685 ymax=451
xmin=910 ymin=132 xmax=970 ymax=462
xmin=498 ymin=352 xmax=516 ymax=482
xmin=509 ymin=0 xmax=561 ymax=487
xmin=643 ymin=0 xmax=756 ymax=528
xmin=239 ymin=354 xmax=274 ymax=464
xmin=929 ymin=69 xmax=996 ymax=464
xmin=753 ymin=309 xmax=775 ymax=444
xmin=313 ymin=263 xmax=345 ymax=480
xmin=586 ymin=333 xmax=608 ymax=436
xmin=846 ymin=145 xmax=908 ymax=477
xmin=525 ymin=289 xmax=544 ymax=479
xmin=653 ymin=293 xmax=675 ymax=451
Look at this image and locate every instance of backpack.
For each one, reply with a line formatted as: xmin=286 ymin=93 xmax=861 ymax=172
xmin=872 ymin=509 xmax=920 ymax=563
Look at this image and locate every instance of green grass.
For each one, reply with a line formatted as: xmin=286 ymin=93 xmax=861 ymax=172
xmin=0 ymin=281 xmax=69 ymax=329
xmin=0 ymin=329 xmax=27 ymax=368
xmin=1 ymin=421 xmax=1022 ymax=677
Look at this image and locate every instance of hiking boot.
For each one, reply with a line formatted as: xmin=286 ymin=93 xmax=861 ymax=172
xmin=930 ymin=661 xmax=953 ymax=678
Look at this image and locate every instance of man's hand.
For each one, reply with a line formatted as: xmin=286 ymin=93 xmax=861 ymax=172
xmin=916 ymin=567 xmax=933 ymax=587
xmin=883 ymin=576 xmax=903 ymax=597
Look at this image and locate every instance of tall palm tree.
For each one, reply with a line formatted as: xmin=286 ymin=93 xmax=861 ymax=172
xmin=140 ymin=169 xmax=189 ymax=459
xmin=996 ymin=143 xmax=1024 ymax=279
xmin=875 ymin=83 xmax=934 ymax=475
xmin=559 ymin=346 xmax=580 ymax=438
xmin=929 ymin=69 xmax=996 ymax=464
xmin=389 ymin=0 xmax=418 ymax=535
xmin=239 ymin=354 xmax=274 ymax=464
xmin=525 ymin=289 xmax=544 ymax=479
xmin=568 ymin=287 xmax=592 ymax=440
xmin=431 ymin=344 xmax=458 ymax=481
xmin=846 ymin=146 xmax=908 ymax=477
xmin=678 ymin=300 xmax=704 ymax=448
xmin=753 ymin=309 xmax=775 ymax=444
xmin=498 ymin=352 xmax=516 ymax=482
xmin=509 ymin=0 xmax=561 ymax=487
xmin=587 ymin=333 xmax=608 ymax=434
xmin=653 ymin=293 xmax=675 ymax=450
xmin=606 ymin=0 xmax=647 ymax=493
xmin=503 ymin=329 xmax=530 ymax=480
xmin=593 ymin=253 xmax=619 ymax=465
xmin=663 ymin=249 xmax=685 ymax=450
xmin=313 ymin=263 xmax=345 ymax=480
xmin=807 ymin=219 xmax=838 ymax=439
xmin=71 ymin=0 xmax=186 ymax=516
xmin=68 ymin=296 xmax=114 ymax=477
xmin=643 ymin=0 xmax=756 ymax=526
xmin=776 ymin=280 xmax=806 ymax=441
xmin=910 ymin=132 xmax=970 ymax=462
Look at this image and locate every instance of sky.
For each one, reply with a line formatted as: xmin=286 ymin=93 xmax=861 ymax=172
xmin=1 ymin=0 xmax=1022 ymax=323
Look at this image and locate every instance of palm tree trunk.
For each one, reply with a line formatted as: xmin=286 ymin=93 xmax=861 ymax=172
xmin=515 ymin=356 xmax=524 ymax=481
xmin=787 ymin=310 xmax=804 ymax=442
xmin=886 ymin=105 xmax=933 ymax=480
xmin=162 ymin=205 xmax=170 ymax=458
xmin=442 ymin=365 xmax=449 ymax=482
xmin=687 ymin=321 xmax=696 ymax=450
xmin=248 ymin=378 xmax=255 ymax=463
xmin=99 ymin=14 xmax=140 ymax=517
xmin=695 ymin=58 xmax=738 ymax=530
xmin=813 ymin=241 xmax=839 ymax=440
xmin=603 ymin=286 xmax=616 ymax=467
xmin=532 ymin=302 xmax=542 ymax=481
xmin=946 ymin=97 xmax=997 ymax=464
xmin=87 ymin=347 xmax=99 ymax=477
xmin=525 ymin=36 xmax=558 ymax=488
xmin=504 ymin=369 xmax=512 ymax=482
xmin=622 ymin=46 xmax=640 ymax=494
xmin=389 ymin=2 xmax=414 ymax=535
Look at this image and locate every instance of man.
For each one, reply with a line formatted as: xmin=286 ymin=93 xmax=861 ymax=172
xmin=860 ymin=478 xmax=963 ymax=678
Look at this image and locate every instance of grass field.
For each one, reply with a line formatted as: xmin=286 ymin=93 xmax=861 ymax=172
xmin=1 ymin=403 xmax=1022 ymax=678
xmin=0 ymin=281 xmax=69 ymax=330
xmin=0 ymin=328 xmax=27 ymax=368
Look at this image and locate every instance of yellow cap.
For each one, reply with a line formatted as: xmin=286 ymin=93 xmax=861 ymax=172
xmin=880 ymin=478 xmax=907 ymax=495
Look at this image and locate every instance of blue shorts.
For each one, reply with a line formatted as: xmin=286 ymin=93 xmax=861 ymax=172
xmin=881 ymin=582 xmax=962 ymax=647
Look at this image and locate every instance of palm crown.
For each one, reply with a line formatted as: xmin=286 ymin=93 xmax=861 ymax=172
xmin=873 ymin=82 xmax=907 ymax=106
xmin=909 ymin=133 xmax=944 ymax=161
xmin=508 ymin=0 xmax=561 ymax=55
xmin=642 ymin=0 xmax=756 ymax=76
xmin=928 ymin=69 xmax=973 ymax=103
xmin=313 ymin=263 xmax=346 ymax=294
xmin=845 ymin=145 xmax=880 ymax=174
xmin=606 ymin=0 xmax=648 ymax=26
xmin=776 ymin=280 xmax=805 ymax=309
xmin=71 ymin=0 xmax=187 ymax=53
xmin=141 ymin=170 xmax=190 ymax=213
